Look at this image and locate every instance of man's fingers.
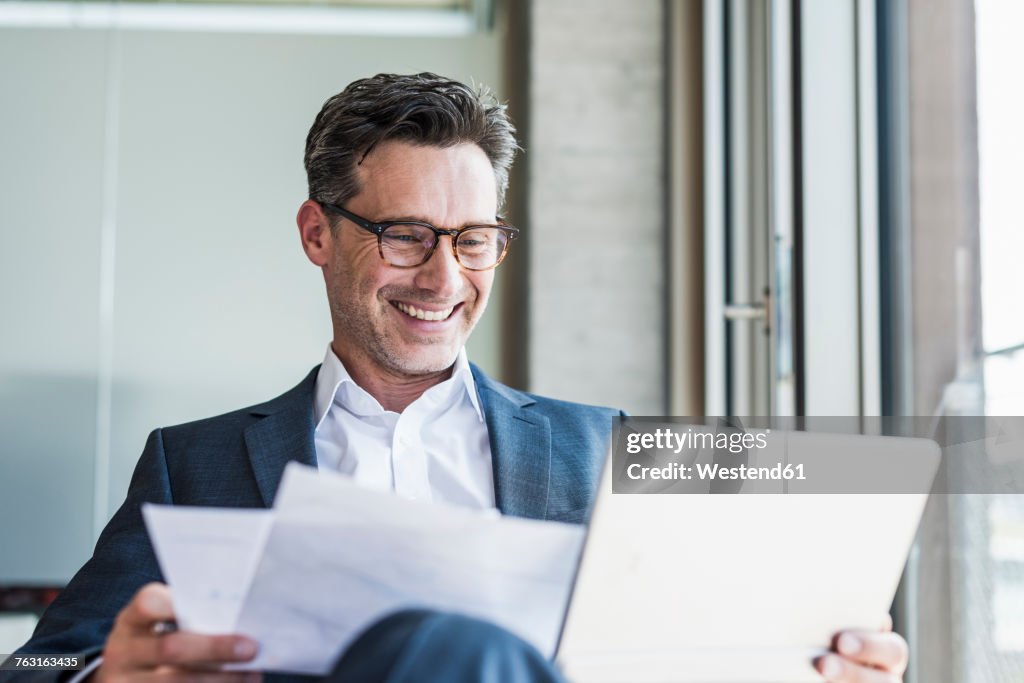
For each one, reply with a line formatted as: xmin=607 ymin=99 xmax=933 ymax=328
xmin=834 ymin=630 xmax=909 ymax=674
xmin=816 ymin=655 xmax=902 ymax=683
xmin=118 ymin=583 xmax=176 ymax=632
xmin=100 ymin=584 xmax=260 ymax=683
xmin=127 ymin=632 xmax=260 ymax=669
xmin=102 ymin=631 xmax=259 ymax=680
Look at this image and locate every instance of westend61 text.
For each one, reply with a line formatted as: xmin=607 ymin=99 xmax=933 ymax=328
xmin=626 ymin=462 xmax=807 ymax=481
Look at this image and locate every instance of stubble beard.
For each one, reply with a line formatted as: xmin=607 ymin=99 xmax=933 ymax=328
xmin=327 ymin=277 xmax=477 ymax=379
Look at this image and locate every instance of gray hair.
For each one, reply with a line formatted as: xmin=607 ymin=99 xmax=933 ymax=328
xmin=304 ymin=72 xmax=519 ymax=219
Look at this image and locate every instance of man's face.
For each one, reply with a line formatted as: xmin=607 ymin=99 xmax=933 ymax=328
xmin=323 ymin=140 xmax=498 ymax=379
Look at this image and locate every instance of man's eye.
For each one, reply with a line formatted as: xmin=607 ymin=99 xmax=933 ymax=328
xmin=383 ymin=230 xmax=426 ymax=245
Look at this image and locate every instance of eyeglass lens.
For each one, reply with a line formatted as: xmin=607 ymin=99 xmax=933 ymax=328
xmin=381 ymin=224 xmax=509 ymax=269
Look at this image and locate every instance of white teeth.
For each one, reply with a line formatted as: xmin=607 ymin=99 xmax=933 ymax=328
xmin=395 ymin=301 xmax=455 ymax=321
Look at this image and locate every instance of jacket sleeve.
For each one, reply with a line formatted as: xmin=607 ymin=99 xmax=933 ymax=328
xmin=0 ymin=430 xmax=173 ymax=683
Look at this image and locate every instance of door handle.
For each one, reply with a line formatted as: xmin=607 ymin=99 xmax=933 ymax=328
xmin=723 ymin=303 xmax=766 ymax=320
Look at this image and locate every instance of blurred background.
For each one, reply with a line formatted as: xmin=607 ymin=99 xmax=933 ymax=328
xmin=0 ymin=0 xmax=1021 ymax=680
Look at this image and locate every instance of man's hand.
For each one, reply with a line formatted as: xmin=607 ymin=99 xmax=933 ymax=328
xmin=815 ymin=616 xmax=909 ymax=683
xmin=94 ymin=583 xmax=261 ymax=683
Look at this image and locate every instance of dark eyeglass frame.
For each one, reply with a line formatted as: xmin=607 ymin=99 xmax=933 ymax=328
xmin=318 ymin=201 xmax=519 ymax=272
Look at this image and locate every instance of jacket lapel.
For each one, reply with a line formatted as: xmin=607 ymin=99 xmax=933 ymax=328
xmin=241 ymin=364 xmax=554 ymax=517
xmin=471 ymin=365 xmax=552 ymax=521
xmin=244 ymin=367 xmax=320 ymax=507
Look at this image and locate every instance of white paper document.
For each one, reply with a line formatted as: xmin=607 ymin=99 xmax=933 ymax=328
xmin=143 ymin=463 xmax=585 ymax=675
xmin=142 ymin=506 xmax=273 ymax=634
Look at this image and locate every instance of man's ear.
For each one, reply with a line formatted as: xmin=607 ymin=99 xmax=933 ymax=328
xmin=296 ymin=199 xmax=333 ymax=267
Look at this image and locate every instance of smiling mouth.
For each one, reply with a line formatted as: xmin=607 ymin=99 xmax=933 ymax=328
xmin=392 ymin=300 xmax=459 ymax=322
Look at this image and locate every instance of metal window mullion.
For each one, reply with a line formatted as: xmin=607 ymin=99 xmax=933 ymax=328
xmin=856 ymin=0 xmax=883 ymax=419
xmin=749 ymin=0 xmax=772 ymax=417
xmin=703 ymin=0 xmax=728 ymax=416
xmin=728 ymin=0 xmax=754 ymax=416
xmin=768 ymin=0 xmax=797 ymax=417
xmin=798 ymin=0 xmax=861 ymax=417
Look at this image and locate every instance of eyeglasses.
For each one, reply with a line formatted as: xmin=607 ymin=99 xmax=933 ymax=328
xmin=319 ymin=201 xmax=519 ymax=272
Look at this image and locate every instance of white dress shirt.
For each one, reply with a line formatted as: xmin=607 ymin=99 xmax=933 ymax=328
xmin=313 ymin=345 xmax=497 ymax=510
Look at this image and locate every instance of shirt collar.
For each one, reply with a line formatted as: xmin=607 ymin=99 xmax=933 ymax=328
xmin=313 ymin=344 xmax=484 ymax=430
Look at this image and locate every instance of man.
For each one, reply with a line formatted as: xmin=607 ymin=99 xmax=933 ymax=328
xmin=4 ymin=73 xmax=908 ymax=683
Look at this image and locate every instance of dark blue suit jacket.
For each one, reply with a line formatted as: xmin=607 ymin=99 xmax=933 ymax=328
xmin=5 ymin=365 xmax=619 ymax=683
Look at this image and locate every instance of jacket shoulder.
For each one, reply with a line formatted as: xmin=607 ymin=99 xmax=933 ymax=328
xmin=469 ymin=362 xmax=624 ymax=420
xmin=520 ymin=391 xmax=623 ymax=423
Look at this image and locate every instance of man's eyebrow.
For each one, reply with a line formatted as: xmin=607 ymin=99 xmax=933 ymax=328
xmin=380 ymin=215 xmax=502 ymax=226
xmin=384 ymin=215 xmax=430 ymax=223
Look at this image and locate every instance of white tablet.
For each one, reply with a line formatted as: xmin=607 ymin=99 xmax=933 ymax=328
xmin=556 ymin=429 xmax=940 ymax=683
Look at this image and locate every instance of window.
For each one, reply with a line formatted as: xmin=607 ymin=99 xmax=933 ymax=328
xmin=0 ymin=0 xmax=489 ymax=34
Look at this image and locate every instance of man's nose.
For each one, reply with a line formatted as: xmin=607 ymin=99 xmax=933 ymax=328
xmin=413 ymin=236 xmax=463 ymax=298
